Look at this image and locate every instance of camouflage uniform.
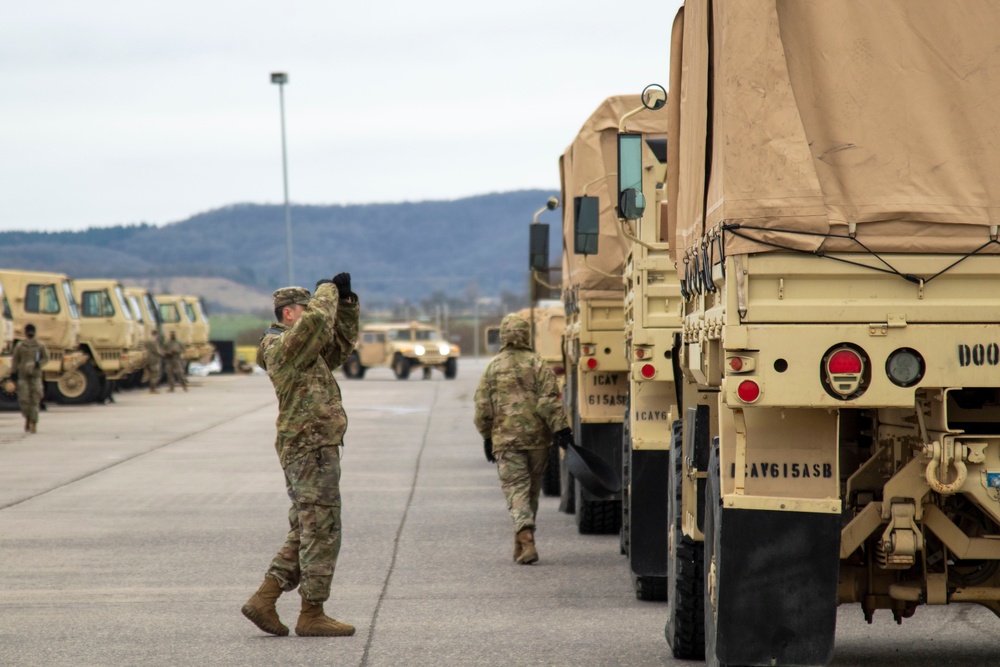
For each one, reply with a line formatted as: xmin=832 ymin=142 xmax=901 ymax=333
xmin=12 ymin=336 xmax=47 ymax=428
xmin=145 ymin=335 xmax=163 ymax=391
xmin=474 ymin=314 xmax=569 ymax=534
xmin=163 ymin=335 xmax=187 ymax=391
xmin=258 ymin=282 xmax=359 ymax=603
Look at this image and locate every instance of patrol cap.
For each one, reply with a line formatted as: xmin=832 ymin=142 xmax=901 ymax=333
xmin=273 ymin=286 xmax=311 ymax=309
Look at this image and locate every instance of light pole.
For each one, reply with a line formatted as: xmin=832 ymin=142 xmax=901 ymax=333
xmin=271 ymin=71 xmax=293 ymax=286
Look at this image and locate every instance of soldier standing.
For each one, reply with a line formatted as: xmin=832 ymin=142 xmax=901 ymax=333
xmin=163 ymin=330 xmax=188 ymax=392
xmin=242 ymin=273 xmax=360 ymax=638
xmin=12 ymin=323 xmax=47 ymax=434
xmin=145 ymin=330 xmax=163 ymax=394
xmin=474 ymin=313 xmax=574 ymax=564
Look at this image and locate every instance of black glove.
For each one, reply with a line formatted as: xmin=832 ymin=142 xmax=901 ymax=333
xmin=483 ymin=438 xmax=496 ymax=463
xmin=331 ymin=272 xmax=352 ymax=296
xmin=554 ymin=427 xmax=574 ymax=450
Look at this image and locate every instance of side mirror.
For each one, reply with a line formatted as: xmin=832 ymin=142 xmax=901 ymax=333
xmin=573 ymin=196 xmax=600 ymax=255
xmin=529 ymin=223 xmax=550 ymax=270
xmin=617 ymin=132 xmax=645 ymax=221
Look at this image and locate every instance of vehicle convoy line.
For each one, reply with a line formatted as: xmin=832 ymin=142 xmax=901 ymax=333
xmin=360 ymin=382 xmax=440 ymax=667
xmin=0 ymin=397 xmax=276 ymax=512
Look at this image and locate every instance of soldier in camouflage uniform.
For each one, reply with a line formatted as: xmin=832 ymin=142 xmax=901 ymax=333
xmin=163 ymin=331 xmax=188 ymax=392
xmin=242 ymin=273 xmax=360 ymax=638
xmin=12 ymin=323 xmax=47 ymax=434
xmin=474 ymin=313 xmax=574 ymax=564
xmin=145 ymin=330 xmax=163 ymax=393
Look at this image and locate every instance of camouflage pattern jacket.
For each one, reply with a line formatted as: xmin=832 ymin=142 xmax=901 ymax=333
xmin=474 ymin=314 xmax=568 ymax=451
xmin=260 ymin=283 xmax=360 ymax=468
xmin=145 ymin=338 xmax=163 ymax=361
xmin=163 ymin=339 xmax=184 ymax=359
xmin=12 ymin=338 xmax=47 ymax=379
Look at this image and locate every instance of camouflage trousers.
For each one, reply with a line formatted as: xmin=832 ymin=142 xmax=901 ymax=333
xmin=496 ymin=448 xmax=548 ymax=533
xmin=166 ymin=358 xmax=187 ymax=389
xmin=266 ymin=445 xmax=343 ymax=603
xmin=17 ymin=376 xmax=43 ymax=422
xmin=145 ymin=361 xmax=161 ymax=389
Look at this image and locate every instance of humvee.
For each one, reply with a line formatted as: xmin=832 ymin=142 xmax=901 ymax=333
xmin=343 ymin=321 xmax=459 ymax=380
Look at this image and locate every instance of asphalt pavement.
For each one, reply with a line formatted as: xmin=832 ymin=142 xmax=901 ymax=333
xmin=1 ymin=360 xmax=998 ymax=667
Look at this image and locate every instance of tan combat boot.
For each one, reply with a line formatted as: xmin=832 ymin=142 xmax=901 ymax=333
xmin=241 ymin=576 xmax=289 ymax=636
xmin=515 ymin=528 xmax=538 ymax=565
xmin=513 ymin=534 xmax=523 ymax=562
xmin=29 ymin=421 xmax=37 ymax=434
xmin=295 ymin=599 xmax=355 ymax=637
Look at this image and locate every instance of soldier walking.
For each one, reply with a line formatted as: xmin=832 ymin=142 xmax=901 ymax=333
xmin=163 ymin=330 xmax=188 ymax=392
xmin=145 ymin=330 xmax=163 ymax=394
xmin=474 ymin=313 xmax=574 ymax=564
xmin=242 ymin=273 xmax=360 ymax=638
xmin=12 ymin=323 xmax=47 ymax=434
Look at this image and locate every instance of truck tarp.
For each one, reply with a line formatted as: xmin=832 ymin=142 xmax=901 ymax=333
xmin=672 ymin=0 xmax=1000 ymax=268
xmin=561 ymin=95 xmax=668 ymax=294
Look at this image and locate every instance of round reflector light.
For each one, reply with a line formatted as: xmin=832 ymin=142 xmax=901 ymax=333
xmin=729 ymin=357 xmax=743 ymax=372
xmin=636 ymin=348 xmax=646 ymax=359
xmin=553 ymin=365 xmax=565 ymax=376
xmin=640 ymin=364 xmax=656 ymax=379
xmin=737 ymin=380 xmax=760 ymax=403
xmin=886 ymin=348 xmax=925 ymax=387
xmin=828 ymin=349 xmax=863 ymax=374
xmin=586 ymin=358 xmax=599 ymax=370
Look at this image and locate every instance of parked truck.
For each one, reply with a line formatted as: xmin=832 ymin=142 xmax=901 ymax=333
xmin=0 ymin=280 xmax=16 ymax=408
xmin=653 ymin=2 xmax=1000 ymax=665
xmin=156 ymin=294 xmax=214 ymax=368
xmin=557 ymin=95 xmax=665 ymax=534
xmin=72 ymin=278 xmax=145 ymax=401
xmin=0 ymin=269 xmax=89 ymax=404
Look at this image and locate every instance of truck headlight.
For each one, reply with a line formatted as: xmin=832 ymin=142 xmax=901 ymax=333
xmin=414 ymin=345 xmax=425 ymax=356
xmin=439 ymin=344 xmax=450 ymax=355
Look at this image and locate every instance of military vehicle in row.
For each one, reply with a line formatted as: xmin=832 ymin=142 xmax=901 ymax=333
xmin=0 ymin=280 xmax=15 ymax=407
xmin=343 ymin=321 xmax=459 ymax=380
xmin=71 ymin=278 xmax=146 ymax=402
xmin=157 ymin=294 xmax=214 ymax=369
xmin=608 ymin=2 xmax=1000 ymax=665
xmin=0 ymin=269 xmax=89 ymax=404
xmin=554 ymin=95 xmax=665 ymax=537
xmin=122 ymin=287 xmax=160 ymax=386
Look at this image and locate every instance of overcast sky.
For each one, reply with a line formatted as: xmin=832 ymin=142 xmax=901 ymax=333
xmin=0 ymin=1 xmax=683 ymax=231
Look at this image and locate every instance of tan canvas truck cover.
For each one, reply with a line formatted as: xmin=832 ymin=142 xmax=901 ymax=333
xmin=561 ymin=95 xmax=668 ymax=296
xmin=671 ymin=0 xmax=1000 ymax=270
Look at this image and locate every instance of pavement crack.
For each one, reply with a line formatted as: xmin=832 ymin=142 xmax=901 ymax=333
xmin=360 ymin=382 xmax=440 ymax=666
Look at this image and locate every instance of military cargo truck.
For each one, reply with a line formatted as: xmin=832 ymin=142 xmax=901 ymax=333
xmin=181 ymin=295 xmax=215 ymax=363
xmin=343 ymin=321 xmax=459 ymax=380
xmin=602 ymin=88 xmax=675 ymax=601
xmin=71 ymin=278 xmax=145 ymax=401
xmin=557 ymin=95 xmax=664 ymax=535
xmin=0 ymin=281 xmax=16 ymax=409
xmin=121 ymin=287 xmax=160 ymax=388
xmin=156 ymin=294 xmax=198 ymax=366
xmin=656 ymin=2 xmax=1000 ymax=665
xmin=0 ymin=269 xmax=89 ymax=404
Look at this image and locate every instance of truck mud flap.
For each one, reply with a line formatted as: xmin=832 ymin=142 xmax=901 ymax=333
xmin=716 ymin=507 xmax=840 ymax=666
xmin=629 ymin=449 xmax=670 ymax=577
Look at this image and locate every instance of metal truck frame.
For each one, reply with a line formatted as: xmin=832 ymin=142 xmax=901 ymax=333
xmin=647 ymin=2 xmax=1000 ymax=666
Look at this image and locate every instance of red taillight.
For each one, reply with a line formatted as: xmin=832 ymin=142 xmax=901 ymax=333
xmin=636 ymin=348 xmax=646 ymax=359
xmin=581 ymin=345 xmax=594 ymax=356
xmin=553 ymin=366 xmax=565 ymax=376
xmin=586 ymin=358 xmax=599 ymax=370
xmin=729 ymin=357 xmax=743 ymax=372
xmin=828 ymin=349 xmax=863 ymax=374
xmin=640 ymin=364 xmax=656 ymax=379
xmin=737 ymin=380 xmax=760 ymax=403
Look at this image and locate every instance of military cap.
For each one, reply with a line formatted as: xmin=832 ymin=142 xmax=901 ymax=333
xmin=273 ymin=286 xmax=312 ymax=309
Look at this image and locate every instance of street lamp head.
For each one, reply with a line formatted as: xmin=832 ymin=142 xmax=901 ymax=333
xmin=271 ymin=72 xmax=288 ymax=85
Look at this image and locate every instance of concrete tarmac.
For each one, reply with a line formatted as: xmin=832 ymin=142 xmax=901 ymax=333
xmin=1 ymin=359 xmax=998 ymax=666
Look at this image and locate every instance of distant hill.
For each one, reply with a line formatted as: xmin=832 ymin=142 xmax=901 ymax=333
xmin=0 ymin=190 xmax=563 ymax=312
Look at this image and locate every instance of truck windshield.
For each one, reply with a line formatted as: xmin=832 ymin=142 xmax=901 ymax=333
xmin=184 ymin=302 xmax=198 ymax=322
xmin=26 ymin=284 xmax=60 ymax=314
xmin=159 ymin=304 xmax=180 ymax=323
xmin=62 ymin=281 xmax=80 ymax=318
xmin=81 ymin=290 xmax=115 ymax=317
xmin=115 ymin=287 xmax=132 ymax=320
xmin=128 ymin=295 xmax=144 ymax=323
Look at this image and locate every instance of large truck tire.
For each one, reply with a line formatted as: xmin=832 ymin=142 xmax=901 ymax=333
xmin=574 ymin=482 xmax=621 ymax=535
xmin=444 ymin=357 xmax=457 ymax=379
xmin=53 ymin=361 xmax=100 ymax=405
xmin=703 ymin=437 xmax=839 ymax=667
xmin=665 ymin=421 xmax=705 ymax=658
xmin=342 ymin=353 xmax=365 ymax=379
xmin=392 ymin=353 xmax=411 ymax=380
